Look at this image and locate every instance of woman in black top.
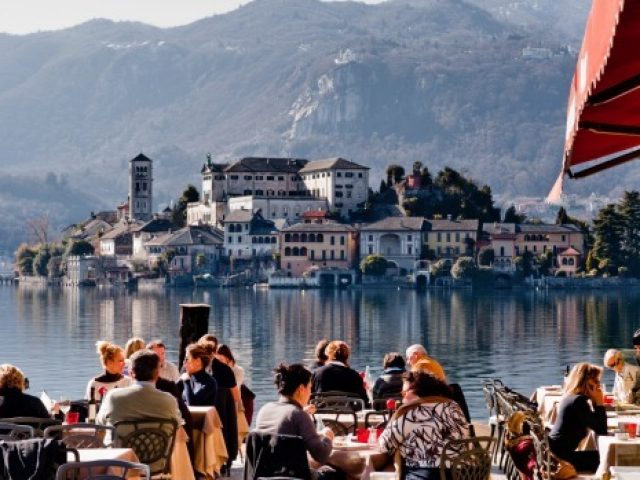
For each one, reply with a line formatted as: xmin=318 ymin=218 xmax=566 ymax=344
xmin=0 ymin=364 xmax=50 ymax=418
xmin=549 ymin=362 xmax=607 ymax=472
xmin=179 ymin=343 xmax=218 ymax=406
xmin=373 ymin=352 xmax=405 ymax=401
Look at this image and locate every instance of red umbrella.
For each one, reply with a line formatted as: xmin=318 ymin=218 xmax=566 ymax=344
xmin=548 ymin=0 xmax=640 ymax=201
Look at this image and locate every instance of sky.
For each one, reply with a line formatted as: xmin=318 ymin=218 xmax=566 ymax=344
xmin=0 ymin=0 xmax=387 ymax=35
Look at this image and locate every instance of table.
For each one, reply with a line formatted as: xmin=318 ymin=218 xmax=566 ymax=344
xmin=189 ymin=406 xmax=229 ymax=478
xmin=67 ymin=448 xmax=140 ymax=479
xmin=535 ymin=386 xmax=563 ymax=424
xmin=323 ymin=437 xmax=393 ymax=480
xmin=172 ymin=426 xmax=196 ymax=480
xmin=316 ymin=410 xmax=389 ymax=431
xmin=596 ymin=436 xmax=640 ymax=478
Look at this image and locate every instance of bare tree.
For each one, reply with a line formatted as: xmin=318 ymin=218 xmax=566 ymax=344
xmin=25 ymin=214 xmax=51 ymax=245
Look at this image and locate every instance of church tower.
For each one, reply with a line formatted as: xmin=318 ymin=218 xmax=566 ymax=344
xmin=129 ymin=153 xmax=153 ymax=222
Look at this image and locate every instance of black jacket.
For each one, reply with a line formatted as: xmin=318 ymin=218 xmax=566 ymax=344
xmin=0 ymin=388 xmax=50 ymax=419
xmin=244 ymin=432 xmax=311 ymax=480
xmin=179 ymin=370 xmax=218 ymax=407
xmin=312 ymin=363 xmax=369 ymax=405
xmin=372 ymin=368 xmax=405 ymax=400
xmin=0 ymin=438 xmax=66 ymax=480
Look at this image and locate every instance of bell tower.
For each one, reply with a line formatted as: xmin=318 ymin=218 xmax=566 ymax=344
xmin=129 ymin=153 xmax=153 ymax=222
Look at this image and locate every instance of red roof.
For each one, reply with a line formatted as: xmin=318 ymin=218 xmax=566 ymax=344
xmin=559 ymin=247 xmax=581 ymax=256
xmin=302 ymin=210 xmax=328 ymax=219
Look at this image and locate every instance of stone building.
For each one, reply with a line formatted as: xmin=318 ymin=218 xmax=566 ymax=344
xmin=129 ymin=153 xmax=153 ymax=222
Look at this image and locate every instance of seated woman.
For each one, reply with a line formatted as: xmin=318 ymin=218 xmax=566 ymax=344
xmin=548 ymin=362 xmax=607 ymax=473
xmin=373 ymin=352 xmax=405 ymax=401
xmin=179 ymin=343 xmax=218 ymax=406
xmin=86 ymin=341 xmax=132 ymax=401
xmin=123 ymin=337 xmax=145 ymax=377
xmin=0 ymin=364 xmax=50 ymax=418
xmin=312 ymin=340 xmax=369 ymax=406
xmin=378 ymin=371 xmax=469 ymax=480
xmin=255 ymin=363 xmax=335 ymax=476
xmin=604 ymin=349 xmax=640 ymax=404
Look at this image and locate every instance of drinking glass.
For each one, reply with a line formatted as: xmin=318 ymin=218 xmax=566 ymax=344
xmin=59 ymin=397 xmax=71 ymax=415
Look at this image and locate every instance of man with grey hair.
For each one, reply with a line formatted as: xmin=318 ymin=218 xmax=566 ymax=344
xmin=405 ymin=344 xmax=446 ymax=381
xmin=96 ymin=349 xmax=182 ymax=426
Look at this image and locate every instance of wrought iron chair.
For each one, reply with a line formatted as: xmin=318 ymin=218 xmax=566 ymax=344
xmin=44 ymin=423 xmax=116 ymax=448
xmin=56 ymin=459 xmax=151 ymax=480
xmin=0 ymin=422 xmax=35 ymax=440
xmin=310 ymin=391 xmax=365 ymax=434
xmin=439 ymin=437 xmax=494 ymax=480
xmin=0 ymin=416 xmax=62 ymax=436
xmin=113 ymin=418 xmax=178 ymax=477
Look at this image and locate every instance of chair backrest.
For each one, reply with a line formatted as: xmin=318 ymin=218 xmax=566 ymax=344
xmin=310 ymin=391 xmax=365 ymax=411
xmin=44 ymin=423 xmax=116 ymax=449
xmin=440 ymin=437 xmax=493 ymax=480
xmin=0 ymin=422 xmax=35 ymax=440
xmin=56 ymin=459 xmax=151 ymax=480
xmin=112 ymin=417 xmax=177 ymax=475
xmin=450 ymin=384 xmax=472 ymax=424
xmin=244 ymin=431 xmax=311 ymax=480
xmin=0 ymin=438 xmax=69 ymax=480
xmin=0 ymin=416 xmax=62 ymax=436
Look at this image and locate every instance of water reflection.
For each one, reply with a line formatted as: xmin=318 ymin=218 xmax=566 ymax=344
xmin=2 ymin=285 xmax=640 ymax=419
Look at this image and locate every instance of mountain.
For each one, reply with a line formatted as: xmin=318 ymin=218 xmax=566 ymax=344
xmin=1 ymin=0 xmax=622 ymax=253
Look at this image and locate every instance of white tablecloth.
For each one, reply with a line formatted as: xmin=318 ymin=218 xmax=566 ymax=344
xmin=67 ymin=448 xmax=140 ymax=479
xmin=189 ymin=406 xmax=229 ymax=477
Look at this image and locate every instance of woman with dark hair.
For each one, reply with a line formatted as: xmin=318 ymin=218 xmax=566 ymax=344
xmin=256 ymin=363 xmax=334 ymax=468
xmin=378 ymin=371 xmax=468 ymax=480
xmin=548 ymin=362 xmax=607 ymax=472
xmin=373 ymin=352 xmax=406 ymax=400
xmin=312 ymin=340 xmax=369 ymax=406
xmin=179 ymin=343 xmax=218 ymax=406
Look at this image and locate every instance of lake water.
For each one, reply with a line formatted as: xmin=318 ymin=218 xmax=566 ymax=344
xmin=2 ymin=284 xmax=639 ymax=421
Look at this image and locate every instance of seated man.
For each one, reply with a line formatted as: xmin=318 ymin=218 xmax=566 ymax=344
xmin=405 ymin=344 xmax=446 ymax=382
xmin=604 ymin=348 xmax=640 ymax=404
xmin=96 ymin=349 xmax=182 ymax=426
xmin=147 ymin=340 xmax=180 ymax=382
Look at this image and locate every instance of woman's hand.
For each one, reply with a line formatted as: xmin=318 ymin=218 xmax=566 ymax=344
xmin=304 ymin=404 xmax=317 ymax=415
xmin=590 ymin=382 xmax=604 ymax=406
xmin=180 ymin=372 xmax=190 ymax=382
xmin=321 ymin=427 xmax=335 ymax=440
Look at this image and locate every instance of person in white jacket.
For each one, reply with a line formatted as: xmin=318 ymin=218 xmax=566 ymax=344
xmin=604 ymin=348 xmax=640 ymax=404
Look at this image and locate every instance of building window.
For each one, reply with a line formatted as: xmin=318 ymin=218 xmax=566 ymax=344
xmin=340 ymin=250 xmax=345 ymax=260
xmin=437 ymin=233 xmax=442 ymax=242
xmin=407 ymin=235 xmax=412 ymax=241
xmin=285 ymin=247 xmax=291 ymax=256
xmin=408 ymin=245 xmax=412 ymax=255
xmin=256 ymin=175 xmax=263 ymax=180
xmin=368 ymin=245 xmax=373 ymax=254
xmin=238 ymin=236 xmax=242 ymax=243
xmin=335 ymin=192 xmax=343 ymax=198
xmin=244 ymin=175 xmax=252 ymax=180
xmin=330 ymin=236 xmax=335 ymax=245
xmin=340 ymin=236 xmax=345 ymax=245
xmin=330 ymin=250 xmax=335 ymax=260
xmin=256 ymin=189 xmax=264 ymax=196
xmin=322 ymin=250 xmax=326 ymax=260
xmin=369 ymin=235 xmax=373 ymax=241
xmin=358 ymin=172 xmax=363 ymax=178
xmin=244 ymin=189 xmax=252 ymax=195
xmin=455 ymin=233 xmax=460 ymax=242
xmin=278 ymin=176 xmax=284 ymax=181
xmin=228 ymin=236 xmax=233 ymax=243
xmin=562 ymin=235 xmax=566 ymax=242
xmin=310 ymin=250 xmax=315 ymax=260
xmin=267 ymin=175 xmax=274 ymax=180
xmin=230 ymin=175 xmax=238 ymax=180
xmin=446 ymin=233 xmax=451 ymax=242
xmin=337 ymin=172 xmax=342 ymax=177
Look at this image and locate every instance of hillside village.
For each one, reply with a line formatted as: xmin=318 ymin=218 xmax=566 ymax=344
xmin=12 ymin=153 xmax=595 ymax=289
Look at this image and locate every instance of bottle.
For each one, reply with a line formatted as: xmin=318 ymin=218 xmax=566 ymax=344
xmin=364 ymin=365 xmax=373 ymax=404
xmin=316 ymin=415 xmax=324 ymax=432
xmin=368 ymin=426 xmax=377 ymax=447
xmin=88 ymin=387 xmax=97 ymax=423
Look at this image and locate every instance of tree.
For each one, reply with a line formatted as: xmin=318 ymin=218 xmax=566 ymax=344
xmin=538 ymin=251 xmax=554 ymax=276
xmin=515 ymin=251 xmax=534 ymax=277
xmin=32 ymin=246 xmax=52 ymax=277
xmin=386 ymin=165 xmax=405 ymax=185
xmin=64 ymin=239 xmax=94 ymax=258
xmin=15 ymin=244 xmax=36 ymax=276
xmin=25 ymin=214 xmax=52 ymax=245
xmin=451 ymin=257 xmax=477 ymax=279
xmin=379 ymin=179 xmax=387 ymax=193
xmin=618 ymin=191 xmax=640 ymax=275
xmin=360 ymin=255 xmax=388 ymax=276
xmin=478 ymin=249 xmax=495 ymax=266
xmin=503 ymin=205 xmax=526 ymax=224
xmin=172 ymin=185 xmax=200 ymax=228
xmin=430 ymin=259 xmax=451 ymax=278
xmin=555 ymin=206 xmax=569 ymax=224
xmin=412 ymin=161 xmax=423 ymax=176
xmin=585 ymin=249 xmax=596 ymax=272
xmin=592 ymin=203 xmax=624 ymax=271
xmin=47 ymin=256 xmax=63 ymax=277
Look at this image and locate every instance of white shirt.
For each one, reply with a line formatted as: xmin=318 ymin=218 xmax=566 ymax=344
xmin=613 ymin=364 xmax=640 ymax=403
xmin=159 ymin=361 xmax=180 ymax=382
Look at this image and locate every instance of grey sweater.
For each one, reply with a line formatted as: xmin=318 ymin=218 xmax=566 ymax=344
xmin=255 ymin=397 xmax=333 ymax=464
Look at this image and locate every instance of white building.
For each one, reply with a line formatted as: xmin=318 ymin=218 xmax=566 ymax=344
xmin=222 ymin=209 xmax=280 ymax=259
xmin=299 ymin=157 xmax=369 ymax=218
xmin=228 ymin=195 xmax=328 ymax=221
xmin=359 ymin=217 xmax=428 ymax=273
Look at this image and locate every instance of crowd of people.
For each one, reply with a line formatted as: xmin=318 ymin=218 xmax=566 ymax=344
xmin=0 ymin=336 xmax=472 ymax=479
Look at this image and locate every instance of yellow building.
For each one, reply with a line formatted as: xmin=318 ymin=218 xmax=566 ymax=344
xmin=425 ymin=219 xmax=479 ymax=259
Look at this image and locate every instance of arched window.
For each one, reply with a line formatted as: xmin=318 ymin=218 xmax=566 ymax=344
xmin=293 ymin=247 xmax=300 ymax=256
xmin=252 ymin=237 xmax=257 ymax=243
xmin=568 ymin=258 xmax=575 ymax=265
xmin=229 ymin=224 xmax=235 ymax=233
xmin=285 ymin=233 xmax=291 ymax=242
xmin=309 ymin=234 xmax=316 ymax=242
xmin=285 ymin=247 xmax=291 ymax=256
xmin=301 ymin=247 xmax=307 ymax=256
xmin=562 ymin=258 xmax=568 ymax=265
xmin=258 ymin=237 xmax=264 ymax=244
xmin=317 ymin=234 xmax=324 ymax=242
xmin=301 ymin=233 xmax=307 ymax=242
xmin=271 ymin=237 xmax=277 ymax=244
xmin=292 ymin=233 xmax=300 ymax=242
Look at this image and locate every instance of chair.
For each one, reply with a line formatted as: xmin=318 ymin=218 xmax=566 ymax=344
xmin=44 ymin=423 xmax=116 ymax=448
xmin=0 ymin=438 xmax=74 ymax=480
xmin=439 ymin=437 xmax=493 ymax=480
xmin=244 ymin=432 xmax=311 ymax=480
xmin=56 ymin=459 xmax=151 ymax=479
xmin=113 ymin=418 xmax=177 ymax=477
xmin=310 ymin=391 xmax=365 ymax=434
xmin=0 ymin=422 xmax=35 ymax=440
xmin=0 ymin=416 xmax=62 ymax=436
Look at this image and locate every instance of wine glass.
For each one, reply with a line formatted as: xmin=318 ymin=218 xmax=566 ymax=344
xmin=59 ymin=396 xmax=71 ymax=415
